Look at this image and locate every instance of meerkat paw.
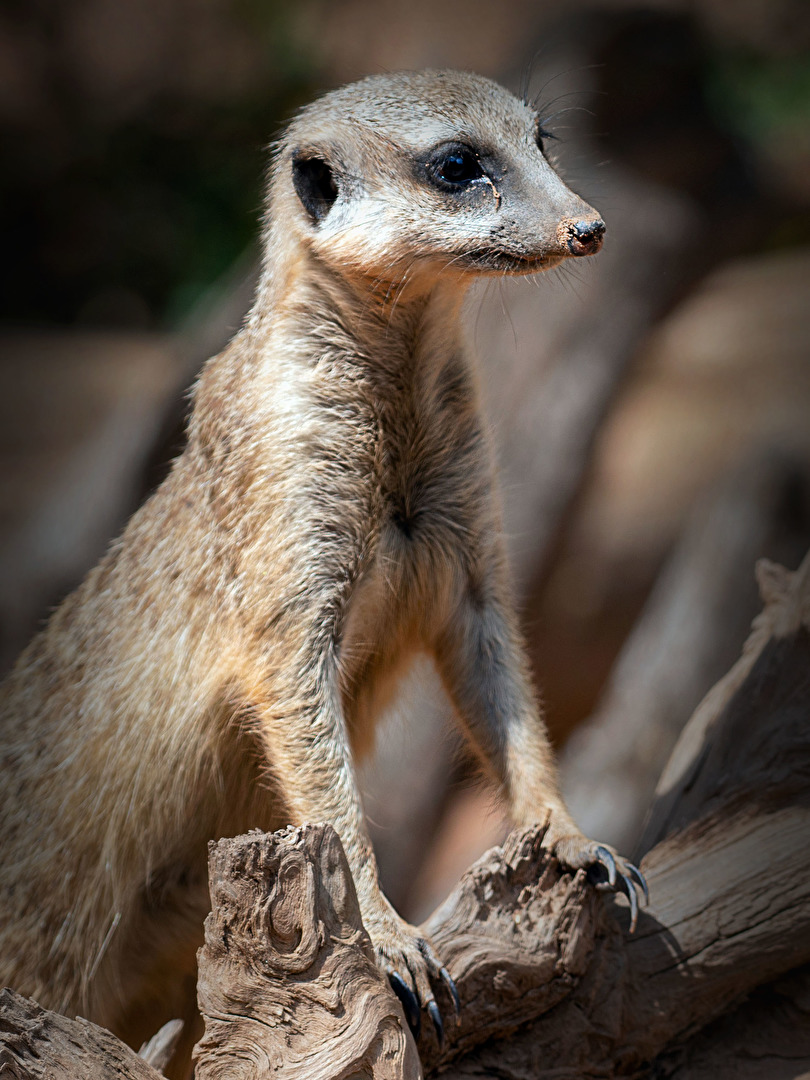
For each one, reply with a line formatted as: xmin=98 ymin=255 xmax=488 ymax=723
xmin=550 ymin=834 xmax=649 ymax=932
xmin=366 ymin=906 xmax=459 ymax=1043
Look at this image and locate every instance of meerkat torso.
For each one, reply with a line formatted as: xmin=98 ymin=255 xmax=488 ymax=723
xmin=0 ymin=69 xmax=644 ymax=1074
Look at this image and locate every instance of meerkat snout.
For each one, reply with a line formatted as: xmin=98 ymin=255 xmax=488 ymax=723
xmin=562 ymin=217 xmax=606 ymax=256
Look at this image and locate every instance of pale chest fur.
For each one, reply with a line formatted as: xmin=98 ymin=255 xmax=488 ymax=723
xmin=328 ymin=347 xmax=496 ymax=749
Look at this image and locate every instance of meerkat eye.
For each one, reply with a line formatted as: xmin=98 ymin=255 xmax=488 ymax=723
xmin=292 ymin=152 xmax=338 ymax=223
xmin=438 ymin=149 xmax=482 ymax=183
xmin=426 ymin=145 xmax=485 ymax=189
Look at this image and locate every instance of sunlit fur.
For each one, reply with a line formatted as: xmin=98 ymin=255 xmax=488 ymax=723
xmin=0 ymin=70 xmax=611 ymax=1057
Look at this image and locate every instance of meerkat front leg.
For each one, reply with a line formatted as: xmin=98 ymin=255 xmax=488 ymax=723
xmin=434 ymin=568 xmax=648 ymax=929
xmin=251 ymin=674 xmax=456 ymax=1040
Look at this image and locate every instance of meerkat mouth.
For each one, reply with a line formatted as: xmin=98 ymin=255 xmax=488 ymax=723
xmin=463 ymin=250 xmax=565 ymax=275
xmin=510 ymin=253 xmax=564 ymax=273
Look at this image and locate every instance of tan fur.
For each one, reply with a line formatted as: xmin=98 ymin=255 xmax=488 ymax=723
xmin=0 ymin=69 xmax=629 ymax=1061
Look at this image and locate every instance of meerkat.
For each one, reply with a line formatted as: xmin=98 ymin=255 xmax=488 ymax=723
xmin=0 ymin=69 xmax=645 ymax=1062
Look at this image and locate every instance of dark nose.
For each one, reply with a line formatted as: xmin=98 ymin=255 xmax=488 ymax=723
xmin=565 ymin=218 xmax=605 ymax=256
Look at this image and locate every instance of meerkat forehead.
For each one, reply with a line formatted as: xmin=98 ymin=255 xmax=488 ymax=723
xmin=289 ymin=69 xmax=536 ymax=152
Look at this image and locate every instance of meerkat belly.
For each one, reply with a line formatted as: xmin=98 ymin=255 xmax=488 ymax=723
xmin=339 ymin=495 xmax=467 ymax=758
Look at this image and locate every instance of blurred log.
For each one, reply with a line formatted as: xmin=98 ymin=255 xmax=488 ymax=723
xmin=361 ymin=660 xmax=459 ymax=914
xmin=640 ymin=547 xmax=810 ymax=852
xmin=481 ymin=169 xmax=699 ymax=595
xmin=560 ymin=453 xmax=810 ymax=855
xmin=0 ymin=254 xmax=256 ymax=679
xmin=0 ymin=331 xmax=184 ymax=675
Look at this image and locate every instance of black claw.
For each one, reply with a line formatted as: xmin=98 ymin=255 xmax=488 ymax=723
xmin=427 ymin=1000 xmax=444 ymax=1046
xmin=619 ymin=873 xmax=639 ymax=932
xmin=628 ymin=863 xmax=649 ymax=905
xmin=594 ymin=844 xmax=617 ymax=886
xmin=389 ymin=972 xmax=421 ymax=1040
xmin=440 ymin=966 xmax=461 ymax=1015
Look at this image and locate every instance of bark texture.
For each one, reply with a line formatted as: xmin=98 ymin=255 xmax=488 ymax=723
xmin=0 ymin=990 xmax=164 ymax=1079
xmin=193 ymin=825 xmax=421 ymax=1080
xmin=650 ymin=965 xmax=810 ymax=1080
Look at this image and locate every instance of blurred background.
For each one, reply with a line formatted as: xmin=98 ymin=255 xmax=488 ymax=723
xmin=1 ymin=0 xmax=809 ymax=921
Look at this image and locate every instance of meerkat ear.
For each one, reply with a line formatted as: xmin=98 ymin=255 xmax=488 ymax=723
xmin=292 ymin=152 xmax=339 ymax=223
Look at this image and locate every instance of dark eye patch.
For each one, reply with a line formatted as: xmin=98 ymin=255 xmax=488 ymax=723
xmin=292 ymin=152 xmax=338 ymax=223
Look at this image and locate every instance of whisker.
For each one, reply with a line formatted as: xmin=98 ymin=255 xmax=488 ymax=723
xmin=532 ymin=66 xmax=604 ymax=112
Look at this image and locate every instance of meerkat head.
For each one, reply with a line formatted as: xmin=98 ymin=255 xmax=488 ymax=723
xmin=270 ymin=69 xmax=604 ymax=291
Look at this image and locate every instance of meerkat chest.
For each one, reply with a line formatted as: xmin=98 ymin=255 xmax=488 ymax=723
xmin=379 ymin=400 xmax=483 ymax=559
xmin=337 ymin=404 xmax=488 ymax=736
xmin=367 ymin=365 xmax=490 ymax=613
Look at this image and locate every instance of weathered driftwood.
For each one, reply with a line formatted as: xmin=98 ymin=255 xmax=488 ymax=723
xmin=193 ymin=825 xmax=421 ymax=1080
xmin=189 ymin=801 xmax=810 ymax=1078
xmin=2 ymin=551 xmax=808 ymax=1078
xmin=0 ymin=989 xmax=164 ymax=1079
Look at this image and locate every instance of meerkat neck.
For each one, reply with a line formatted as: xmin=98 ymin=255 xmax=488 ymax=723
xmin=249 ymin=226 xmax=469 ymax=378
